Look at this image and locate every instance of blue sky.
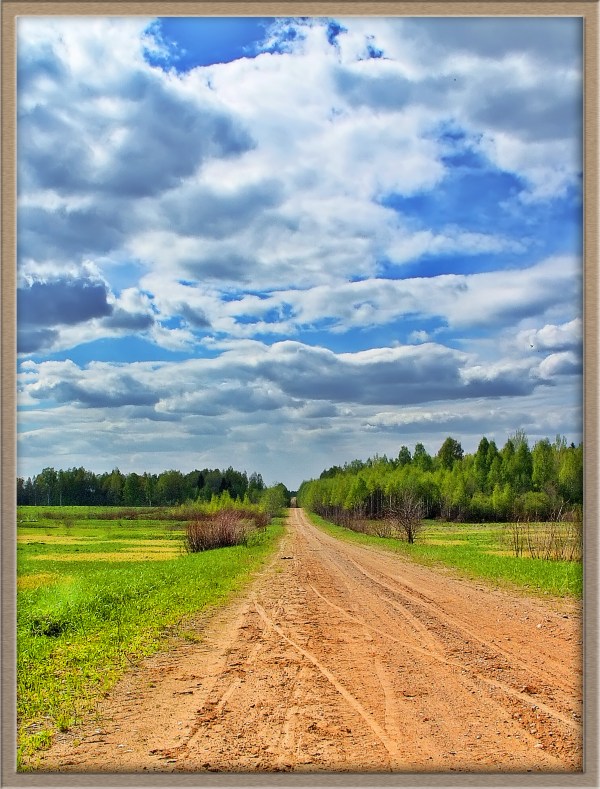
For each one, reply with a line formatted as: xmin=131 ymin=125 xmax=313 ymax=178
xmin=16 ymin=16 xmax=583 ymax=488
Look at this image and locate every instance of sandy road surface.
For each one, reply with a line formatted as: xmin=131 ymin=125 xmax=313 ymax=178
xmin=38 ymin=508 xmax=582 ymax=773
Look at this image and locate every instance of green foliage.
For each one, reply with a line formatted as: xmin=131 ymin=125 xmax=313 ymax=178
xmin=437 ymin=436 xmax=464 ymax=470
xmin=259 ymin=483 xmax=290 ymax=517
xmin=17 ymin=465 xmax=266 ymax=508
xmin=413 ymin=442 xmax=433 ymax=471
xmin=297 ymin=433 xmax=583 ymax=525
xmin=516 ymin=490 xmax=553 ymax=521
xmin=558 ymin=444 xmax=583 ymax=503
xmin=532 ymin=438 xmax=556 ymax=494
xmin=397 ymin=445 xmax=412 ymax=466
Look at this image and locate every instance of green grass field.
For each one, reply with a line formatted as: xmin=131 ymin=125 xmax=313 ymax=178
xmin=308 ymin=514 xmax=582 ymax=599
xmin=17 ymin=506 xmax=283 ymax=769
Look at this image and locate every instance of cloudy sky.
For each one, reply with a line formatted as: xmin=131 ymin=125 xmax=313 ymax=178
xmin=16 ymin=15 xmax=583 ymax=489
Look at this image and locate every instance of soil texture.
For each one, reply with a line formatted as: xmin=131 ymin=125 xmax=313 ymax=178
xmin=37 ymin=508 xmax=583 ymax=774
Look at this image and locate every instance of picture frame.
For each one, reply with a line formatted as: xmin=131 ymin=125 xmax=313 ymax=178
xmin=2 ymin=2 xmax=597 ymax=786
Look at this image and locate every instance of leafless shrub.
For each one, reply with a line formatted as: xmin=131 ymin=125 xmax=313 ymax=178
xmin=252 ymin=510 xmax=270 ymax=531
xmin=184 ymin=511 xmax=252 ymax=552
xmin=351 ymin=519 xmax=370 ymax=534
xmin=506 ymin=521 xmax=525 ymax=557
xmin=505 ymin=510 xmax=582 ymax=561
xmin=525 ymin=520 xmax=582 ymax=561
xmin=333 ymin=510 xmax=353 ymax=529
xmin=371 ymin=519 xmax=394 ymax=538
xmin=565 ymin=518 xmax=583 ymax=561
xmin=385 ymin=493 xmax=425 ymax=544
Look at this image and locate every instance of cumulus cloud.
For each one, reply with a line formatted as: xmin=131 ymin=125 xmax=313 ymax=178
xmin=17 ymin=277 xmax=113 ymax=346
xmin=20 ymin=338 xmax=547 ymax=417
xmin=104 ymin=310 xmax=154 ymax=331
xmin=538 ymin=351 xmax=582 ymax=378
xmin=24 ymin=360 xmax=161 ymax=408
xmin=18 ymin=24 xmax=254 ymax=199
xmin=158 ymin=383 xmax=302 ymax=416
xmin=156 ymin=178 xmax=285 ymax=240
xmin=102 ymin=287 xmax=156 ymax=331
xmin=16 ymin=276 xmax=160 ymax=354
xmin=18 ymin=15 xmax=581 ymax=298
xmin=244 ymin=341 xmax=533 ymax=405
xmin=517 ymin=318 xmax=582 ymax=352
xmin=17 ymin=328 xmax=59 ymax=355
xmin=18 ymin=203 xmax=128 ymax=263
xmin=15 ymin=16 xmax=583 ymax=483
xmin=401 ymin=17 xmax=581 ymax=65
xmin=17 ymin=340 xmax=581 ymax=486
xmin=179 ymin=255 xmax=577 ymax=338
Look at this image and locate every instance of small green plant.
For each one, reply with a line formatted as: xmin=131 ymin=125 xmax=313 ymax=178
xmin=55 ymin=712 xmax=71 ymax=733
xmin=180 ymin=629 xmax=203 ymax=643
xmin=17 ymin=730 xmax=53 ymax=771
xmin=29 ymin=612 xmax=71 ymax=638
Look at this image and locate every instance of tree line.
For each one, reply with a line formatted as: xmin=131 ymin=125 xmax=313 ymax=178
xmin=16 ymin=465 xmax=290 ymax=509
xmin=297 ymin=432 xmax=583 ymax=524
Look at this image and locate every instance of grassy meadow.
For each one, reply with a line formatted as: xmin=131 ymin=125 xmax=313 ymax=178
xmin=308 ymin=513 xmax=582 ymax=599
xmin=17 ymin=505 xmax=283 ymax=768
xmin=16 ymin=503 xmax=581 ymax=768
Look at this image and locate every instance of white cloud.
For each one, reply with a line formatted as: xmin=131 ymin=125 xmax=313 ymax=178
xmin=15 ymin=16 xmax=583 ymax=483
xmin=18 ymin=15 xmax=581 ymax=292
xmin=18 ymin=336 xmax=548 ymax=419
xmin=516 ymin=318 xmax=582 ymax=352
xmin=175 ymin=254 xmax=577 ymax=339
xmin=538 ymin=351 xmax=582 ymax=378
xmin=17 ymin=341 xmax=582 ymax=487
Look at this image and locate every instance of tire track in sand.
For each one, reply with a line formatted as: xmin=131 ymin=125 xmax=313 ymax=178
xmin=35 ymin=508 xmax=582 ymax=773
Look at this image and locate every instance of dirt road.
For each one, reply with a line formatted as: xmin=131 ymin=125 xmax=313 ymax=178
xmin=39 ymin=508 xmax=583 ymax=773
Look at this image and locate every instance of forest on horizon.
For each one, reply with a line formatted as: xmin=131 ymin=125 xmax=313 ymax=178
xmin=298 ymin=431 xmax=583 ymax=524
xmin=17 ymin=432 xmax=583 ymax=524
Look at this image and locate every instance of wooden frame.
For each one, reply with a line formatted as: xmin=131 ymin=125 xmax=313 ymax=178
xmin=2 ymin=3 xmax=597 ymax=786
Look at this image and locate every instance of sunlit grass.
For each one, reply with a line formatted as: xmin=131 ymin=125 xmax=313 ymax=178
xmin=29 ymin=551 xmax=182 ymax=562
xmin=18 ymin=573 xmax=63 ymax=592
